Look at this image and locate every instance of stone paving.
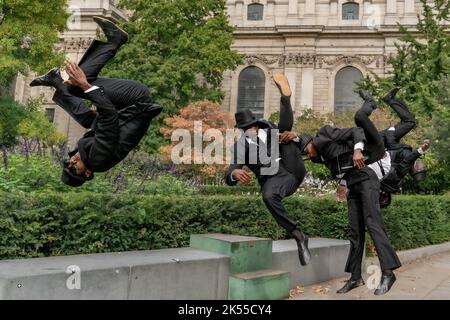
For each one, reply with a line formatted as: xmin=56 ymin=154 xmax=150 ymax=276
xmin=290 ymin=251 xmax=450 ymax=300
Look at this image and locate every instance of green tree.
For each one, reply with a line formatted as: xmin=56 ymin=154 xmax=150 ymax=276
xmin=0 ymin=0 xmax=69 ymax=89
xmin=0 ymin=98 xmax=26 ymax=145
xmin=430 ymin=76 xmax=450 ymax=165
xmin=18 ymin=111 xmax=66 ymax=146
xmin=360 ymin=0 xmax=449 ymax=119
xmin=103 ymin=0 xmax=243 ymax=152
xmin=359 ymin=0 xmax=450 ymax=192
xmin=0 ymin=97 xmax=65 ymax=146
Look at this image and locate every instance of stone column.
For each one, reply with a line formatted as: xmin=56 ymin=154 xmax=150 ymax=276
xmin=300 ymin=67 xmax=314 ymax=111
xmin=235 ymin=0 xmax=244 ymax=25
xmin=385 ymin=0 xmax=397 ymax=25
xmin=287 ymin=0 xmax=298 ymax=24
xmin=404 ymin=0 xmax=417 ymax=24
xmin=363 ymin=0 xmax=383 ymax=29
xmin=328 ymin=0 xmax=339 ymax=26
xmin=285 ymin=67 xmax=298 ymax=113
xmin=266 ymin=0 xmax=276 ymax=26
xmin=303 ymin=0 xmax=315 ymax=25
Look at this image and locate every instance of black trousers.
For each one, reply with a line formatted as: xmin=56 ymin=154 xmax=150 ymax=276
xmin=346 ymin=169 xmax=402 ymax=274
xmin=387 ymin=98 xmax=416 ymax=143
xmin=52 ymin=84 xmax=96 ymax=129
xmin=346 ymin=102 xmax=401 ymax=274
xmin=354 ymin=99 xmax=385 ymax=163
xmin=381 ymin=98 xmax=418 ymax=181
xmin=68 ymin=39 xmax=152 ymax=108
xmin=261 ymin=96 xmax=306 ymax=233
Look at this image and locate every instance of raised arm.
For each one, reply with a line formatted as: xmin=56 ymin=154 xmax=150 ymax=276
xmin=65 ymin=61 xmax=120 ymax=168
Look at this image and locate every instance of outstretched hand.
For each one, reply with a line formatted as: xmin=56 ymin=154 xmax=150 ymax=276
xmin=279 ymin=131 xmax=298 ymax=144
xmin=353 ymin=149 xmax=366 ymax=169
xmin=232 ymin=169 xmax=252 ymax=185
xmin=336 ymin=185 xmax=347 ymax=203
xmin=64 ymin=60 xmax=91 ymax=91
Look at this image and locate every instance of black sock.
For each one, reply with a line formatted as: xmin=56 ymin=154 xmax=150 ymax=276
xmin=291 ymin=229 xmax=303 ymax=242
xmin=382 ymin=269 xmax=393 ymax=276
xmin=350 ymin=272 xmax=362 ymax=281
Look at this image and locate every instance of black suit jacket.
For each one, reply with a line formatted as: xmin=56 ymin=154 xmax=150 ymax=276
xmin=75 ymin=87 xmax=162 ymax=173
xmin=225 ymin=120 xmax=284 ymax=187
xmin=311 ymin=125 xmax=378 ymax=186
xmin=380 ymin=129 xmax=413 ymax=153
xmin=312 ymin=126 xmax=366 ymax=175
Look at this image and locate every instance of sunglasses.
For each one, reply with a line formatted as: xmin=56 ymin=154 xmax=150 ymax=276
xmin=63 ymin=159 xmax=78 ymax=176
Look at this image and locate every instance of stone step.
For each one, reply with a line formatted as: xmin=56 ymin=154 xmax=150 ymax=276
xmin=272 ymin=238 xmax=351 ymax=287
xmin=190 ymin=233 xmax=272 ymax=274
xmin=229 ymin=269 xmax=290 ymax=300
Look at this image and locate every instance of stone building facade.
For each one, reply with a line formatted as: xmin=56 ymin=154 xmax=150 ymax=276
xmin=221 ymin=0 xmax=424 ymax=120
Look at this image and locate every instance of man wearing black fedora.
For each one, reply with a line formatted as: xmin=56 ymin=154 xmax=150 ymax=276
xmin=225 ymin=73 xmax=311 ymax=266
xmin=29 ymin=16 xmax=162 ymax=187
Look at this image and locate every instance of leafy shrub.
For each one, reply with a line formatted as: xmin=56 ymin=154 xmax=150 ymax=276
xmin=0 ymin=192 xmax=448 ymax=260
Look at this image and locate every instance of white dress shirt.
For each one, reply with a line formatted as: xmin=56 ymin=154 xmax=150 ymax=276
xmin=230 ymin=129 xmax=300 ymax=181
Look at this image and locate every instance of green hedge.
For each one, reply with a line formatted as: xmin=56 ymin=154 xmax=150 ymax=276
xmin=0 ymin=192 xmax=449 ymax=260
xmin=197 ymin=185 xmax=260 ymax=196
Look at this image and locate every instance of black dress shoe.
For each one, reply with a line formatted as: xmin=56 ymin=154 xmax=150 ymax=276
xmin=29 ymin=68 xmax=62 ymax=87
xmin=292 ymin=231 xmax=311 ymax=266
xmin=374 ymin=273 xmax=396 ymax=295
xmin=140 ymin=103 xmax=163 ymax=118
xmin=358 ymin=90 xmax=375 ymax=102
xmin=336 ymin=278 xmax=365 ymax=294
xmin=93 ymin=16 xmax=128 ymax=45
xmin=358 ymin=90 xmax=378 ymax=110
xmin=382 ymin=87 xmax=401 ymax=104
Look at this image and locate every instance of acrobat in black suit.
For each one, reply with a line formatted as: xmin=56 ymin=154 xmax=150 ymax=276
xmin=225 ymin=74 xmax=311 ymax=266
xmin=376 ymin=88 xmax=430 ymax=206
xmin=30 ymin=17 xmax=162 ymax=187
xmin=283 ymin=91 xmax=401 ymax=295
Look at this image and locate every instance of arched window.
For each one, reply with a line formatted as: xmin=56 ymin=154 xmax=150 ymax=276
xmin=342 ymin=2 xmax=359 ymax=20
xmin=247 ymin=3 xmax=264 ymax=21
xmin=45 ymin=108 xmax=55 ymax=123
xmin=237 ymin=66 xmax=265 ymax=119
xmin=334 ymin=66 xmax=364 ymax=113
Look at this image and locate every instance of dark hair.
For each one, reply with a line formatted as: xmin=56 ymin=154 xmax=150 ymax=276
xmin=60 ymin=160 xmax=94 ymax=187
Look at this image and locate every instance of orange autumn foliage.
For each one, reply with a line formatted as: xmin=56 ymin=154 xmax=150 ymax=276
xmin=160 ymin=100 xmax=236 ymax=179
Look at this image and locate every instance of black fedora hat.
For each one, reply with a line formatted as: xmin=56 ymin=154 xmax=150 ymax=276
xmin=235 ymin=109 xmax=258 ymax=129
xmin=411 ymin=159 xmax=426 ymax=181
xmin=298 ymin=134 xmax=313 ymax=155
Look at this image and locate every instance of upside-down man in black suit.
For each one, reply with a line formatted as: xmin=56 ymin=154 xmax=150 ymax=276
xmin=30 ymin=17 xmax=162 ymax=187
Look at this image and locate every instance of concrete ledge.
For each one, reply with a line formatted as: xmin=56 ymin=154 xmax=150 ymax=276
xmin=366 ymin=241 xmax=450 ymax=267
xmin=0 ymin=237 xmax=352 ymax=299
xmin=0 ymin=248 xmax=229 ymax=300
xmin=272 ymin=238 xmax=350 ymax=288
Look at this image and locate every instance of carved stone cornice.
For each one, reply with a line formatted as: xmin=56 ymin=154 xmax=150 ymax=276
xmin=245 ymin=53 xmax=388 ymax=69
xmin=245 ymin=55 xmax=282 ymax=66
xmin=58 ymin=37 xmax=94 ymax=52
xmin=315 ymin=54 xmax=387 ymax=68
